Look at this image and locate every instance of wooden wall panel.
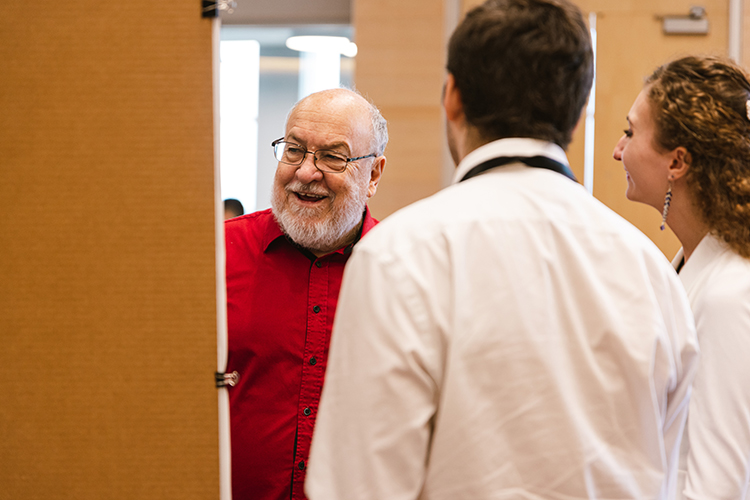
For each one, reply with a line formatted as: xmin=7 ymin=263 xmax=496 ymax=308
xmin=0 ymin=2 xmax=220 ymax=499
xmin=353 ymin=0 xmax=446 ymax=218
xmin=577 ymin=0 xmax=729 ymax=258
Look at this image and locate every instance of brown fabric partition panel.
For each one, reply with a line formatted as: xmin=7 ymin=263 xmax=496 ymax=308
xmin=0 ymin=2 xmax=220 ymax=499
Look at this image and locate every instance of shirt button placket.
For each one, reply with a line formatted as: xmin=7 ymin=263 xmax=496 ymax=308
xmin=294 ymin=256 xmax=325 ymax=497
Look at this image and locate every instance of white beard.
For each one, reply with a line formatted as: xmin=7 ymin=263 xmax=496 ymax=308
xmin=271 ymin=179 xmax=368 ymax=254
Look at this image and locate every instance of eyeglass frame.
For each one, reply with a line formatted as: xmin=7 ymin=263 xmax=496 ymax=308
xmin=271 ymin=138 xmax=378 ymax=174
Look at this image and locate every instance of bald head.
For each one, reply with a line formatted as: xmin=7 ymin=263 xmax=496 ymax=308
xmin=288 ymin=88 xmax=388 ymax=156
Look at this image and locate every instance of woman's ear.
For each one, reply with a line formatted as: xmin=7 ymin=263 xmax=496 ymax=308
xmin=668 ymin=147 xmax=691 ymax=181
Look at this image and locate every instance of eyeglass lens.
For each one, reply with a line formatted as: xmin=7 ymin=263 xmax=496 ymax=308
xmin=275 ymin=142 xmax=348 ymax=172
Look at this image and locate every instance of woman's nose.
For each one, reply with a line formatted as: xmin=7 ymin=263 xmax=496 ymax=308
xmin=612 ymin=136 xmax=625 ymax=161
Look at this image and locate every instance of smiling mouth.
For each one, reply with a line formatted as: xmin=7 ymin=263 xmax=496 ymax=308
xmin=294 ymin=192 xmax=327 ymax=202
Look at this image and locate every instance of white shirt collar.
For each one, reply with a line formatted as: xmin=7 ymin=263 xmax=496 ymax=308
xmin=674 ymin=233 xmax=729 ymax=289
xmin=451 ymin=138 xmax=570 ymax=185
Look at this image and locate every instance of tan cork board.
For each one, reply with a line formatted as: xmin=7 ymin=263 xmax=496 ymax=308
xmin=0 ymin=2 xmax=221 ymax=498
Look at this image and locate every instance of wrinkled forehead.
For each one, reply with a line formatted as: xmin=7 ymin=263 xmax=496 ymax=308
xmin=285 ymin=92 xmax=373 ymax=152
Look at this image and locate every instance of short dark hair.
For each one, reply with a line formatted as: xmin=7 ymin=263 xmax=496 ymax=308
xmin=646 ymin=55 xmax=750 ymax=258
xmin=447 ymin=0 xmax=593 ymax=149
xmin=224 ymin=198 xmax=244 ymax=218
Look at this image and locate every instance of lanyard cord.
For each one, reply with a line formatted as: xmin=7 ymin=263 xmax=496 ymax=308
xmin=460 ymin=155 xmax=577 ymax=183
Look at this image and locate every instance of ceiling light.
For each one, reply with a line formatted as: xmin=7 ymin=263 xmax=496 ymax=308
xmin=285 ymin=36 xmax=358 ymax=57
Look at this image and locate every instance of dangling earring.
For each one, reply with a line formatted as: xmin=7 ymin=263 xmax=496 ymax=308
xmin=660 ymin=181 xmax=673 ymax=231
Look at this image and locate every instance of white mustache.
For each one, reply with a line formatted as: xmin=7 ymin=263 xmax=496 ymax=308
xmin=286 ymin=181 xmax=330 ymax=198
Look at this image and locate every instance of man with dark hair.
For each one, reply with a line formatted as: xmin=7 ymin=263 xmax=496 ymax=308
xmin=306 ymin=1 xmax=699 ymax=498
xmin=225 ymin=87 xmax=387 ymax=500
xmin=446 ymin=0 xmax=592 ymax=150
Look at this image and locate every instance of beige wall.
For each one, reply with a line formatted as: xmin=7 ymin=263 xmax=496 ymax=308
xmin=0 ymin=3 xmax=221 ymax=499
xmin=580 ymin=0 xmax=730 ymax=258
xmin=357 ymin=0 xmax=740 ymax=259
xmin=354 ymin=0 xmax=448 ymax=218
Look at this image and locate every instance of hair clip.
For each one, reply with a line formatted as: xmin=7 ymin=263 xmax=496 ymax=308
xmin=746 ymin=99 xmax=750 ymax=121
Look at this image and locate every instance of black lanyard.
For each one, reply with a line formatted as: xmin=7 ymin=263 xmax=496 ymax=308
xmin=459 ymin=155 xmax=578 ymax=183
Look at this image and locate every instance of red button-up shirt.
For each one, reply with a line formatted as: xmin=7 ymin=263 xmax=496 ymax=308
xmin=225 ymin=208 xmax=377 ymax=500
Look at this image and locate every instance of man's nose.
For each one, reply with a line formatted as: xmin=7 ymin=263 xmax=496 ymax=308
xmin=295 ymin=152 xmax=324 ymax=183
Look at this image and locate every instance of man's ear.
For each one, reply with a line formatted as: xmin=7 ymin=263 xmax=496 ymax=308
xmin=668 ymin=147 xmax=691 ymax=181
xmin=367 ymin=155 xmax=386 ymax=198
xmin=443 ymin=73 xmax=464 ymax=123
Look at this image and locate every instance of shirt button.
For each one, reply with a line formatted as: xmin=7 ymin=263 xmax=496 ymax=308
xmin=303 ymin=407 xmax=312 ymax=416
xmin=298 ymin=460 xmax=306 ymax=470
xmin=309 ymin=356 xmax=317 ymax=365
xmin=315 ymin=261 xmax=322 ymax=268
xmin=313 ymin=305 xmax=321 ymax=313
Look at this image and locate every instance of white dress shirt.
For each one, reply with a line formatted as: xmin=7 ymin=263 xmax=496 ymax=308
xmin=306 ymin=138 xmax=700 ymax=500
xmin=673 ymin=235 xmax=750 ymax=500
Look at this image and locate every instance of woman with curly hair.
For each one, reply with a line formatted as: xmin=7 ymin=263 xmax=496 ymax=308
xmin=613 ymin=55 xmax=750 ymax=499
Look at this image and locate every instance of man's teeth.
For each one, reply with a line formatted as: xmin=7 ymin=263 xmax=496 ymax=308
xmin=298 ymin=192 xmax=325 ymax=200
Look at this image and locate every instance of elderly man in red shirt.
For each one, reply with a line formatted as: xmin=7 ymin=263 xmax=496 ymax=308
xmin=224 ymin=87 xmax=388 ymax=500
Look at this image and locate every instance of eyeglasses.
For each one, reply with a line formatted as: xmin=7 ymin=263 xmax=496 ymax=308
xmin=271 ymin=138 xmax=377 ymax=174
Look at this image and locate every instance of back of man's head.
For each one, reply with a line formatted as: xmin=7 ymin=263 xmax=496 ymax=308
xmin=447 ymin=0 xmax=593 ymax=149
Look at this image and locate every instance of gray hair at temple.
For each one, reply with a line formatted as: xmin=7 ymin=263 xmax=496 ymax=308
xmin=367 ymin=95 xmax=389 ymax=156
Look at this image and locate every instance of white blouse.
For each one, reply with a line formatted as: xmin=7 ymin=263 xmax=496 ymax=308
xmin=673 ymin=234 xmax=750 ymax=499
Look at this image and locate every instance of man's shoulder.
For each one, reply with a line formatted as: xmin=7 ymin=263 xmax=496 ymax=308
xmin=355 ymin=187 xmax=459 ymax=258
xmin=357 ymin=174 xmax=664 ymax=267
xmin=225 ymin=208 xmax=276 ymax=233
xmin=224 ymin=208 xmax=284 ymax=253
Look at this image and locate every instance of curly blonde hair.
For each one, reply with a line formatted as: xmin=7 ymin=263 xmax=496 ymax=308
xmin=646 ymin=55 xmax=750 ymax=258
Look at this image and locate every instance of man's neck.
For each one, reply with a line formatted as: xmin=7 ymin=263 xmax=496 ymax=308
xmin=457 ymin=130 xmax=492 ymax=163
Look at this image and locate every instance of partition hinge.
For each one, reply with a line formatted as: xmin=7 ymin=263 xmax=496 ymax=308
xmin=215 ymin=371 xmax=239 ymax=388
xmin=202 ymin=0 xmax=236 ymax=18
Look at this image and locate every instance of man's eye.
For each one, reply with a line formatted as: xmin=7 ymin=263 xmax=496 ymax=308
xmin=624 ymin=129 xmax=633 ymax=138
xmin=287 ymin=146 xmax=305 ymax=154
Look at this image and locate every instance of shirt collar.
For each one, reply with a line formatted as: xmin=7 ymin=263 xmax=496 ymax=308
xmin=263 ymin=205 xmax=377 ymax=256
xmin=261 ymin=213 xmax=286 ymax=252
xmin=451 ymin=138 xmax=570 ymax=185
xmin=673 ymin=233 xmax=729 ymax=290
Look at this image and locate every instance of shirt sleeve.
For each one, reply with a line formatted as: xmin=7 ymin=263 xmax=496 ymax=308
xmin=305 ymin=244 xmax=445 ymax=500
xmin=684 ymin=274 xmax=750 ymax=500
xmin=657 ymin=275 xmax=702 ymax=498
